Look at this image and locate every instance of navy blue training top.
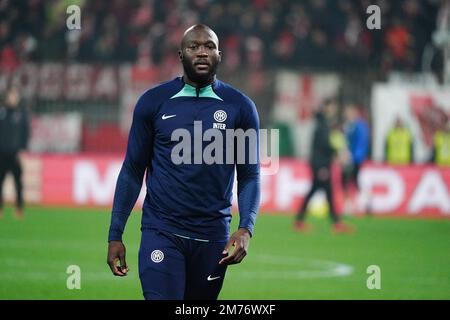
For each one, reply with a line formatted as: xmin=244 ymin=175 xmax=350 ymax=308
xmin=108 ymin=77 xmax=261 ymax=242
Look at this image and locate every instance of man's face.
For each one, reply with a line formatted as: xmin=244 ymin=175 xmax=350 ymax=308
xmin=344 ymin=106 xmax=357 ymax=122
xmin=324 ymin=102 xmax=337 ymax=119
xmin=179 ymin=29 xmax=221 ymax=86
xmin=5 ymin=87 xmax=19 ymax=108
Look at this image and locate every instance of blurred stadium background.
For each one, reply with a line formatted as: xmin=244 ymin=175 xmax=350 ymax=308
xmin=0 ymin=0 xmax=449 ymax=299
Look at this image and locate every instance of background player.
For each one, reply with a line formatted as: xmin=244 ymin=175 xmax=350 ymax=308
xmin=0 ymin=84 xmax=29 ymax=219
xmin=294 ymin=101 xmax=352 ymax=233
xmin=342 ymin=103 xmax=370 ymax=214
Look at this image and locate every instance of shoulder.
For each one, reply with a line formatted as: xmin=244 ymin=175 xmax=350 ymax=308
xmin=215 ymin=80 xmax=256 ymax=110
xmin=138 ymin=78 xmax=183 ymax=105
xmin=215 ymin=80 xmax=259 ymax=128
xmin=134 ymin=78 xmax=183 ymax=116
xmin=354 ymin=119 xmax=367 ymax=130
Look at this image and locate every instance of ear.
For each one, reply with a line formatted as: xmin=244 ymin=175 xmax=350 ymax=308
xmin=178 ymin=50 xmax=183 ymax=61
xmin=218 ymin=50 xmax=222 ymax=62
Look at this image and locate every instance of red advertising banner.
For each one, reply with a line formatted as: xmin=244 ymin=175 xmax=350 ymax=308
xmin=7 ymin=155 xmax=450 ymax=218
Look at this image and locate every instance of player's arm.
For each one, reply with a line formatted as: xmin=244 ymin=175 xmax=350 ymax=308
xmin=107 ymin=93 xmax=154 ymax=276
xmin=220 ymin=97 xmax=261 ymax=265
xmin=353 ymin=122 xmax=370 ymax=164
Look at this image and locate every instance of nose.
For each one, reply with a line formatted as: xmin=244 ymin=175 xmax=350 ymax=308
xmin=196 ymin=45 xmax=209 ymax=57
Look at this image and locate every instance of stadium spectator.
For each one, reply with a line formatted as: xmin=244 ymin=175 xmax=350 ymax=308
xmin=0 ymin=84 xmax=30 ymax=219
xmin=342 ymin=103 xmax=370 ymax=214
xmin=0 ymin=0 xmax=440 ymax=74
xmin=431 ymin=121 xmax=450 ymax=166
xmin=385 ymin=117 xmax=414 ymax=165
xmin=294 ymin=100 xmax=353 ymax=233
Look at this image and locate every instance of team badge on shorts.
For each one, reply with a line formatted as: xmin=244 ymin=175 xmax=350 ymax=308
xmin=151 ymin=250 xmax=164 ymax=263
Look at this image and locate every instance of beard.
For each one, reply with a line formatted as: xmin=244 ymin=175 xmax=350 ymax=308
xmin=182 ymin=58 xmax=219 ymax=87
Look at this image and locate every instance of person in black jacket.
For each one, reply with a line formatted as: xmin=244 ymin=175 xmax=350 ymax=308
xmin=294 ymin=102 xmax=352 ymax=233
xmin=0 ymin=85 xmax=30 ymax=219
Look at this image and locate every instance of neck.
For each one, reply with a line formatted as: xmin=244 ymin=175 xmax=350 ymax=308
xmin=182 ymin=74 xmax=216 ymax=88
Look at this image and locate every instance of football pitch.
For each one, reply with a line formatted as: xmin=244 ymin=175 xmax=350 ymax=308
xmin=0 ymin=206 xmax=449 ymax=300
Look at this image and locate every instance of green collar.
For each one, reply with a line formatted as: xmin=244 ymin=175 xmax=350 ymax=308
xmin=170 ymin=82 xmax=223 ymax=101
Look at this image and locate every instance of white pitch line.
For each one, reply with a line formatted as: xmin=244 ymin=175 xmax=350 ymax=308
xmin=233 ymin=254 xmax=354 ymax=279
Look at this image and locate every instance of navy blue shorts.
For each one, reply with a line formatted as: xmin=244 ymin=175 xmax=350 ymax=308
xmin=138 ymin=228 xmax=228 ymax=300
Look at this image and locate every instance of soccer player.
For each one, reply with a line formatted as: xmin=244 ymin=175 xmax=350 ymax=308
xmin=342 ymin=103 xmax=370 ymax=214
xmin=293 ymin=101 xmax=352 ymax=233
xmin=106 ymin=24 xmax=261 ymax=300
xmin=0 ymin=84 xmax=30 ymax=219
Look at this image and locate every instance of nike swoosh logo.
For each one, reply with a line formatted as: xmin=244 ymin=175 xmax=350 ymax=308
xmin=207 ymin=275 xmax=221 ymax=281
xmin=162 ymin=114 xmax=176 ymax=120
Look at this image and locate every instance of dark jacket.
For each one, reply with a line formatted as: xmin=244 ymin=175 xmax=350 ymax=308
xmin=310 ymin=112 xmax=334 ymax=170
xmin=0 ymin=103 xmax=30 ymax=155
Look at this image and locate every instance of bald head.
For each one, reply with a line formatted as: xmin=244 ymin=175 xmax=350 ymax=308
xmin=181 ymin=24 xmax=219 ymax=50
xmin=179 ymin=24 xmax=222 ymax=87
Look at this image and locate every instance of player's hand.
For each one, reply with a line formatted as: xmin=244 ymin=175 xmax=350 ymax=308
xmin=219 ymin=228 xmax=251 ymax=265
xmin=107 ymin=240 xmax=129 ymax=276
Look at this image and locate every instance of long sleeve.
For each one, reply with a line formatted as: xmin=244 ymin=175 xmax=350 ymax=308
xmin=353 ymin=121 xmax=370 ymax=165
xmin=236 ymin=97 xmax=261 ymax=237
xmin=108 ymin=94 xmax=154 ymax=242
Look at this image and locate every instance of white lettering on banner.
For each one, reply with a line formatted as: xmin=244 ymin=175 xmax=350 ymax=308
xmin=260 ymin=173 xmax=270 ymax=207
xmin=15 ymin=153 xmax=448 ymax=216
xmin=73 ymin=161 xmax=122 ymax=204
xmin=39 ymin=63 xmax=64 ymax=99
xmin=30 ymin=113 xmax=82 ymax=153
xmin=66 ymin=64 xmax=92 ymax=100
xmin=73 ymin=160 xmax=147 ymax=206
xmin=10 ymin=63 xmax=39 ymax=98
xmin=275 ymin=166 xmax=310 ymax=210
xmin=93 ymin=67 xmax=118 ymax=100
xmin=0 ymin=64 xmax=120 ymax=101
xmin=359 ymin=168 xmax=404 ymax=213
xmin=408 ymin=170 xmax=450 ymax=214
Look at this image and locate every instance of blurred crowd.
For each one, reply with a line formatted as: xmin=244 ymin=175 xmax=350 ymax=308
xmin=0 ymin=0 xmax=441 ymax=73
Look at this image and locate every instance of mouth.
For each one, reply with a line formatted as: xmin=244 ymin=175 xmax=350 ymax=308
xmin=194 ymin=61 xmax=210 ymax=71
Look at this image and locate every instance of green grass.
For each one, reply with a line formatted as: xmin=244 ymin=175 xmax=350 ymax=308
xmin=0 ymin=206 xmax=449 ymax=299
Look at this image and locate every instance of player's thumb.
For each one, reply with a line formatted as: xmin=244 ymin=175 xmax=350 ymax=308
xmin=222 ymin=238 xmax=234 ymax=254
xmin=119 ymin=253 xmax=128 ymax=273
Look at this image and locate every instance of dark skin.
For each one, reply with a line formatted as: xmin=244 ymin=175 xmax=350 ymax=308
xmin=107 ymin=25 xmax=251 ymax=277
xmin=219 ymin=228 xmax=251 ymax=265
xmin=178 ymin=24 xmax=222 ymax=88
xmin=107 ymin=241 xmax=128 ymax=276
